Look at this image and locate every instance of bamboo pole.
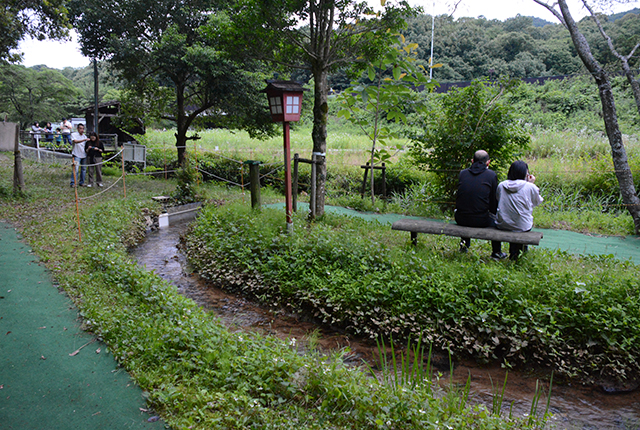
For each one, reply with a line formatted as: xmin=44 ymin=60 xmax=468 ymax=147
xmin=121 ymin=148 xmax=126 ymax=198
xmin=292 ymin=153 xmax=299 ymax=212
xmin=72 ymin=160 xmax=82 ymax=242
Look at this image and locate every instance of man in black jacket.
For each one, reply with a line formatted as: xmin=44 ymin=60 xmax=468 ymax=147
xmin=455 ymin=150 xmax=506 ymax=259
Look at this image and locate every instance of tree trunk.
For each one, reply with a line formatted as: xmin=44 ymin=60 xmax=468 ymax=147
xmin=558 ymin=0 xmax=640 ymax=233
xmin=176 ymin=130 xmax=188 ymax=166
xmin=175 ymin=82 xmax=188 ymax=166
xmin=311 ymin=65 xmax=328 ymax=218
xmin=622 ymin=65 xmax=640 ymax=118
xmin=13 ymin=123 xmax=24 ymax=194
xmin=579 ymin=0 xmax=640 ymax=118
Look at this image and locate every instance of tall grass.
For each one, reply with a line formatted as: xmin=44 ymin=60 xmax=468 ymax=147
xmin=137 ymin=126 xmax=639 ymax=235
xmin=525 ymin=128 xmax=611 ymax=159
xmin=142 ymin=126 xmax=409 ymax=168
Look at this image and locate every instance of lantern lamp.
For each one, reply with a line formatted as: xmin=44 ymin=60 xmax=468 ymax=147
xmin=261 ymin=80 xmax=308 ymax=232
xmin=262 ymin=80 xmax=307 ymax=123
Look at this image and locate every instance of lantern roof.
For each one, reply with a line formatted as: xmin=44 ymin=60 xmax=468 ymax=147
xmin=261 ymin=80 xmax=308 ymax=94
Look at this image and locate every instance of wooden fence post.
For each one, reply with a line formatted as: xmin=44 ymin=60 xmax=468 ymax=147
xmin=360 ymin=162 xmax=388 ymax=200
xmin=310 ymin=153 xmax=317 ymax=218
xmin=12 ymin=123 xmax=24 ymax=193
xmin=244 ymin=160 xmax=262 ymax=210
xmin=121 ymin=147 xmax=126 ymax=198
xmin=293 ymin=153 xmax=299 ymax=212
xmin=360 ymin=162 xmax=369 ymax=197
xmin=381 ymin=162 xmax=386 ymax=200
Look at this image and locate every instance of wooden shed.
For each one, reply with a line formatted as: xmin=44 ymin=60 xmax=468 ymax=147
xmin=83 ymin=101 xmax=145 ymax=144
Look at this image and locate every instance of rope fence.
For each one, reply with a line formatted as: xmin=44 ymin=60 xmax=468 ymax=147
xmin=20 ymin=143 xmax=640 ymax=188
xmin=198 ymin=168 xmax=245 ymax=187
xmin=78 ymin=176 xmax=123 ymax=200
xmin=15 ymin=142 xmax=640 ymax=239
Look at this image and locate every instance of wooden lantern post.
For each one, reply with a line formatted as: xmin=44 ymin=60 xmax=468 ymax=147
xmin=262 ymin=80 xmax=307 ymax=232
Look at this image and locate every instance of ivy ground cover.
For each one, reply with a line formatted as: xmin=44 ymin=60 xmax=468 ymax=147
xmin=185 ymin=202 xmax=640 ymax=384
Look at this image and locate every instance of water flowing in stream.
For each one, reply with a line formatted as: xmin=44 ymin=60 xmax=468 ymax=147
xmin=132 ymin=223 xmax=640 ymax=429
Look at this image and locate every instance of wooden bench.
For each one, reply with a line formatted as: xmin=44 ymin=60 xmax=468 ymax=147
xmin=391 ymin=219 xmax=543 ymax=246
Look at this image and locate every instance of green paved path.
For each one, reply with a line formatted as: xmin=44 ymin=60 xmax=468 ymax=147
xmin=269 ymin=203 xmax=640 ymax=265
xmin=0 ymin=223 xmax=162 ymax=429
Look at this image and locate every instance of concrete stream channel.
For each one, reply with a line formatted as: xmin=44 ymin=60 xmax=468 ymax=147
xmin=131 ymin=220 xmax=640 ymax=430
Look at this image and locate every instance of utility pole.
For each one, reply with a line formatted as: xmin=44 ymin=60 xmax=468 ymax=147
xmin=430 ymin=1 xmax=435 ymax=79
xmin=94 ymin=59 xmax=99 ymax=133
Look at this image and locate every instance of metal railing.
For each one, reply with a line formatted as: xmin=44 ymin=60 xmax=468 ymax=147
xmin=19 ymin=131 xmax=118 ymax=152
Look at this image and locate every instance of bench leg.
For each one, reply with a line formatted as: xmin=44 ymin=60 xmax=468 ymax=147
xmin=411 ymin=231 xmax=417 ymax=246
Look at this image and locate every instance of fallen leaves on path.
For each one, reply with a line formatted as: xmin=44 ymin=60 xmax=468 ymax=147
xmin=69 ymin=339 xmax=96 ymax=356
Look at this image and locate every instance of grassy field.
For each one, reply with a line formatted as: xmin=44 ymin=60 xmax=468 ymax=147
xmin=139 ymin=125 xmax=639 ymax=236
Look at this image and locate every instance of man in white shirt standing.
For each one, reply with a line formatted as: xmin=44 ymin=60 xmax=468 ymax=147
xmin=70 ymin=124 xmax=89 ymax=187
xmin=61 ymin=118 xmax=73 ymax=146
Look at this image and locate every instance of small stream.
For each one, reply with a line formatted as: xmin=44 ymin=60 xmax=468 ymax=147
xmin=131 ymin=222 xmax=640 ymax=430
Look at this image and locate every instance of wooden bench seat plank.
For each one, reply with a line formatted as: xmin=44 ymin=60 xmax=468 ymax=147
xmin=391 ymin=219 xmax=543 ymax=245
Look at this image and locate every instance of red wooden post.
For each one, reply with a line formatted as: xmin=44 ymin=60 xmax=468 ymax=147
xmin=262 ymin=80 xmax=307 ymax=231
xmin=283 ymin=122 xmax=293 ymax=230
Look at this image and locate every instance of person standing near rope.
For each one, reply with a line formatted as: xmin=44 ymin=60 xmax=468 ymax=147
xmin=31 ymin=122 xmax=43 ymax=147
xmin=85 ymin=132 xmax=104 ymax=188
xmin=61 ymin=118 xmax=73 ymax=146
xmin=70 ymin=124 xmax=89 ymax=187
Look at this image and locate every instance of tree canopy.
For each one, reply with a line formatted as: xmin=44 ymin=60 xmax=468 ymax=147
xmin=0 ymin=0 xmax=71 ymax=63
xmin=0 ymin=64 xmax=81 ymax=127
xmin=70 ymin=0 xmax=275 ymax=164
xmin=402 ymin=9 xmax=639 ymax=82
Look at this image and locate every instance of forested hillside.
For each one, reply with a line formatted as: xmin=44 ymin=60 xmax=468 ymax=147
xmin=402 ymin=10 xmax=640 ymax=82
xmin=2 ymin=8 xmax=638 ymax=132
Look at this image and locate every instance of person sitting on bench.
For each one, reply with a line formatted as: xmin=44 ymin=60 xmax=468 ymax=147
xmin=496 ymin=160 xmax=544 ymax=260
xmin=455 ymin=150 xmax=506 ymax=260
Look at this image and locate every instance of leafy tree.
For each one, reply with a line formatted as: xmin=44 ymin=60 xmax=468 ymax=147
xmin=409 ymin=78 xmax=530 ymax=208
xmin=0 ymin=64 xmax=81 ymax=127
xmin=229 ymin=0 xmax=414 ymax=217
xmin=59 ymin=62 xmax=123 ymax=109
xmin=338 ymin=34 xmax=436 ymax=204
xmin=70 ymin=0 xmax=275 ymax=165
xmin=0 ymin=0 xmax=70 ymax=63
xmin=533 ymin=0 xmax=640 ymax=233
xmin=582 ymin=4 xmax=640 ymax=118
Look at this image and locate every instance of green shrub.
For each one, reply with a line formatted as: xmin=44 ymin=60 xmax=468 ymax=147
xmin=410 ymin=78 xmax=530 ymax=208
xmin=173 ymin=154 xmax=202 ymax=204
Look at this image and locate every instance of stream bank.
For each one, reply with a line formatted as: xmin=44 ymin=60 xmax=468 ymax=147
xmin=132 ymin=222 xmax=640 ymax=430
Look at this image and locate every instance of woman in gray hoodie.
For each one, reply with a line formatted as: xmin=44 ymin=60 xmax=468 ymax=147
xmin=496 ymin=160 xmax=543 ymax=259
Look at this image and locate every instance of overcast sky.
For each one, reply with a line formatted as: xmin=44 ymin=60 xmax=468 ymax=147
xmin=17 ymin=0 xmax=640 ymax=69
